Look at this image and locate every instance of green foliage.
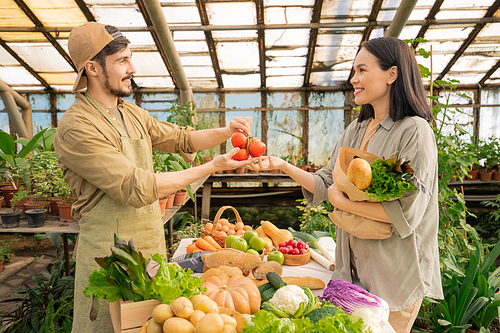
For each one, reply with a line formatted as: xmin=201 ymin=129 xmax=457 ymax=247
xmin=295 ymin=199 xmax=335 ymax=239
xmin=0 ymin=239 xmax=17 ymax=263
xmin=365 ymin=158 xmax=417 ymax=202
xmin=0 ymin=259 xmax=75 ymax=333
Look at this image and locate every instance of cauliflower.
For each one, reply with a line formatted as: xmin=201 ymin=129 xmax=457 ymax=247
xmin=268 ymin=285 xmax=309 ymax=315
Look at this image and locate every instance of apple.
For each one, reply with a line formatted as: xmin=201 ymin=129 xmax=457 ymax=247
xmin=246 ymin=249 xmax=260 ymax=255
xmin=225 ymin=235 xmax=238 ymax=248
xmin=249 ymin=236 xmax=265 ymax=252
xmin=243 ymin=230 xmax=259 ymax=243
xmin=230 ymin=238 xmax=248 ymax=252
xmin=267 ymin=251 xmax=285 ymax=265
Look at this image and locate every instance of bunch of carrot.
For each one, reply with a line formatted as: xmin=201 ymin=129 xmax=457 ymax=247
xmin=186 ymin=235 xmax=221 ymax=253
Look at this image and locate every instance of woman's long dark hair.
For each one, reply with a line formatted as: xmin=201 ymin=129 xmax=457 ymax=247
xmin=356 ymin=37 xmax=433 ymax=123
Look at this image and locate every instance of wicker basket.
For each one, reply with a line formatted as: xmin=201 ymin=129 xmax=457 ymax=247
xmin=201 ymin=205 xmax=243 ymax=248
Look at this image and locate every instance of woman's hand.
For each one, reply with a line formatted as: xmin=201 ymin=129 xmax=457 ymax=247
xmin=211 ymin=148 xmax=256 ymax=172
xmin=228 ymin=117 xmax=252 ymax=136
xmin=327 ymin=182 xmax=348 ymax=209
xmin=248 ymin=155 xmax=286 ymax=172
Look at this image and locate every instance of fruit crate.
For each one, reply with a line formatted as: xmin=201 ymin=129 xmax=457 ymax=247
xmin=109 ymin=298 xmax=161 ymax=333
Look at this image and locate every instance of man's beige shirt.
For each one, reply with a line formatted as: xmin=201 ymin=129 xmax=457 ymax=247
xmin=53 ymin=93 xmax=196 ymax=221
xmin=303 ymin=115 xmax=444 ymax=310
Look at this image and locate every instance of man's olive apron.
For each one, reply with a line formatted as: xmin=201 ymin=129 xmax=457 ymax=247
xmin=72 ymin=94 xmax=166 ymax=333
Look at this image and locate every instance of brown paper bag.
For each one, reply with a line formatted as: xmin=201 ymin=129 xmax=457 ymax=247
xmin=331 ymin=146 xmax=394 ymax=239
xmin=333 ymin=146 xmax=380 ymax=202
xmin=328 ymin=210 xmax=392 ymax=240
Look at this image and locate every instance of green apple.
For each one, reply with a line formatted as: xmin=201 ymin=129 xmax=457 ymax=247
xmin=243 ymin=230 xmax=259 ymax=243
xmin=246 ymin=249 xmax=260 ymax=255
xmin=225 ymin=235 xmax=238 ymax=248
xmin=267 ymin=251 xmax=285 ymax=265
xmin=230 ymin=238 xmax=248 ymax=252
xmin=249 ymin=236 xmax=265 ymax=252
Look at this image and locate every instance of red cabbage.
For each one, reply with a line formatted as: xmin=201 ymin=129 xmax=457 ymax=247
xmin=319 ymin=279 xmax=390 ymax=323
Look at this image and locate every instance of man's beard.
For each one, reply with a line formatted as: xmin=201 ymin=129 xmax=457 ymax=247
xmin=103 ymin=69 xmax=133 ymax=98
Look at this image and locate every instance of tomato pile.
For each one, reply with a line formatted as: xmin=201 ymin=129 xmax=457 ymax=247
xmin=278 ymin=239 xmax=309 ymax=255
xmin=230 ymin=132 xmax=266 ymax=160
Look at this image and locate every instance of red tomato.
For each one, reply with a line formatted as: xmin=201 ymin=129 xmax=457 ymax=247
xmin=248 ymin=137 xmax=260 ymax=144
xmin=249 ymin=141 xmax=266 ymax=157
xmin=232 ymin=149 xmax=249 ymax=161
xmin=231 ymin=132 xmax=248 ymax=149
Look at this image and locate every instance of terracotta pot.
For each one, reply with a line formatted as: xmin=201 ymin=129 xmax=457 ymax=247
xmin=270 ymin=169 xmax=280 ymax=174
xmin=14 ymin=199 xmax=27 ymax=219
xmin=235 ymin=166 xmax=246 ymax=174
xmin=298 ymin=164 xmax=310 ymax=171
xmin=493 ymin=171 xmax=500 ymax=180
xmin=159 ymin=197 xmax=168 ymax=216
xmin=203 ymin=157 xmax=213 ymax=163
xmin=467 ymin=168 xmax=479 ymax=180
xmin=166 ymin=193 xmax=175 ymax=209
xmin=1 ymin=186 xmax=18 ymax=208
xmin=479 ymin=170 xmax=492 ymax=181
xmin=173 ymin=191 xmax=187 ymax=205
xmin=0 ymin=258 xmax=3 ymax=272
xmin=48 ymin=196 xmax=59 ymax=215
xmin=57 ymin=202 xmax=75 ymax=222
xmin=224 ymin=169 xmax=234 ymax=174
xmin=0 ymin=196 xmax=3 ymax=207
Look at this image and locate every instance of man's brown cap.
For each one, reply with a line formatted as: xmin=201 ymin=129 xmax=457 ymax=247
xmin=68 ymin=22 xmax=124 ymax=92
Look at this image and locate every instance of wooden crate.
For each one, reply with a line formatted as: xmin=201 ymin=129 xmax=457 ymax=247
xmin=109 ymin=298 xmax=161 ymax=333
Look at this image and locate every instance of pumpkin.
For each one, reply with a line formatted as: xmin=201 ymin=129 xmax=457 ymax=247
xmin=202 ymin=273 xmax=261 ymax=315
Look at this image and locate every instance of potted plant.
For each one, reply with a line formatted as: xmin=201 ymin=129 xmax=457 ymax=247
xmin=53 ymin=176 xmax=76 ymax=222
xmin=478 ymin=138 xmax=497 ymax=181
xmin=9 ymin=188 xmax=29 ymax=220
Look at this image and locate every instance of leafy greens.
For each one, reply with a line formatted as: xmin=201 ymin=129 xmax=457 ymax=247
xmin=241 ymin=306 xmax=367 ymax=333
xmin=365 ymin=158 xmax=417 ymax=202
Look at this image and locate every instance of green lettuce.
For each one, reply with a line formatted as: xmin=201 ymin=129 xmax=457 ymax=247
xmin=83 ymin=268 xmax=122 ymax=303
xmin=149 ymin=253 xmax=205 ymax=304
xmin=242 ymin=307 xmax=368 ymax=333
xmin=365 ymin=158 xmax=416 ymax=202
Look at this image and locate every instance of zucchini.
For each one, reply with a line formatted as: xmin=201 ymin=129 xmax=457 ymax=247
xmin=266 ymin=272 xmax=286 ymax=290
xmin=261 ymin=286 xmax=277 ymax=302
xmin=258 ymin=282 xmax=274 ymax=294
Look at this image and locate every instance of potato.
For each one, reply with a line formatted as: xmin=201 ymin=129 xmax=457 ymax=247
xmin=146 ymin=319 xmax=162 ymax=333
xmin=195 ymin=313 xmax=224 ymax=333
xmin=221 ymin=324 xmax=237 ymax=333
xmin=152 ymin=304 xmax=174 ymax=324
xmin=189 ymin=310 xmax=205 ymax=327
xmin=190 ymin=294 xmax=212 ymax=309
xmin=219 ymin=314 xmax=237 ymax=328
xmin=163 ymin=317 xmax=195 ymax=333
xmin=170 ymin=297 xmax=194 ymax=319
xmin=194 ymin=300 xmax=219 ymax=314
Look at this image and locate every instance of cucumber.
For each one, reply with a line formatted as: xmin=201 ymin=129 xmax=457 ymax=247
xmin=266 ymin=272 xmax=286 ymax=290
xmin=261 ymin=286 xmax=277 ymax=302
xmin=258 ymin=282 xmax=274 ymax=294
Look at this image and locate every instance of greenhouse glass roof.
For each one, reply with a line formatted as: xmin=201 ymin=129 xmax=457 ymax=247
xmin=0 ymin=0 xmax=499 ymax=93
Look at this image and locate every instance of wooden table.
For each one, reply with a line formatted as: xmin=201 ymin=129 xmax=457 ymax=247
xmin=200 ymin=172 xmax=298 ymax=219
xmin=0 ymin=176 xmax=208 ymax=276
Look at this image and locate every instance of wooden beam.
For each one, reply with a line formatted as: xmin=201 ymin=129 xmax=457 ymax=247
xmin=256 ymin=0 xmax=266 ymax=88
xmin=0 ymin=38 xmax=51 ymax=89
xmin=196 ymin=0 xmax=224 ymax=88
xmin=13 ymin=0 xmax=76 ymax=72
xmin=74 ymin=0 xmax=96 ymax=22
xmin=479 ymin=59 xmax=500 ymax=85
xmin=436 ymin=0 xmax=500 ymax=81
xmin=412 ymin=0 xmax=444 ymax=50
xmin=303 ymin=0 xmax=323 ymax=87
xmin=136 ymin=0 xmax=179 ymax=89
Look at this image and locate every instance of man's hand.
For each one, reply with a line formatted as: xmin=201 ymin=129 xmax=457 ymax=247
xmin=212 ymin=148 xmax=257 ymax=171
xmin=228 ymin=116 xmax=252 ymax=136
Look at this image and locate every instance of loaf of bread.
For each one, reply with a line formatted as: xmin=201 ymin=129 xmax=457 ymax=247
xmin=254 ymin=276 xmax=325 ymax=289
xmin=347 ymin=157 xmax=372 ymax=190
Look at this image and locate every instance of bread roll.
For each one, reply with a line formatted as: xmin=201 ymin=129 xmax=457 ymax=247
xmin=347 ymin=158 xmax=372 ymax=190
